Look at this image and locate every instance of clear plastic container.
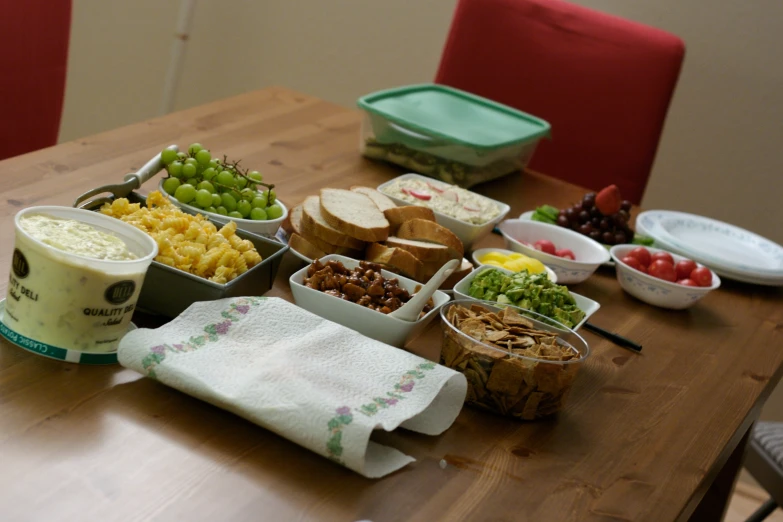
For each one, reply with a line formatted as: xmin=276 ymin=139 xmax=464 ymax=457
xmin=5 ymin=206 xmax=158 ymax=353
xmin=358 ymin=84 xmax=550 ymax=188
xmin=439 ymin=299 xmax=589 ymax=420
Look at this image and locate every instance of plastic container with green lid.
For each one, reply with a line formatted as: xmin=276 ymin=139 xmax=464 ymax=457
xmin=357 ymin=84 xmax=551 ymax=188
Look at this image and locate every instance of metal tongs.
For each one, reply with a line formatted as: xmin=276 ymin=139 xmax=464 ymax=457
xmin=74 ymin=145 xmax=179 ymax=210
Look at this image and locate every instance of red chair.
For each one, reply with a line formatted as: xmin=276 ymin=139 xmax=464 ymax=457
xmin=0 ymin=0 xmax=71 ymax=160
xmin=435 ymin=0 xmax=685 ymax=204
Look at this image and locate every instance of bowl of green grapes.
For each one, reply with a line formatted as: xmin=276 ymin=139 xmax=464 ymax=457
xmin=158 ymin=143 xmax=287 ymax=237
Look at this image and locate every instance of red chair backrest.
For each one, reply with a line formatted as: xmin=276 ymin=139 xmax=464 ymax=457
xmin=0 ymin=0 xmax=71 ymax=160
xmin=435 ymin=0 xmax=684 ymax=204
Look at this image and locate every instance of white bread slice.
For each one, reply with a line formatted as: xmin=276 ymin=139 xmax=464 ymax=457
xmin=301 ymin=195 xmax=365 ymax=250
xmin=365 ymin=243 xmax=424 ymax=281
xmin=383 ymin=205 xmax=436 ymax=233
xmin=395 ymin=218 xmax=464 ymax=259
xmin=385 ymin=236 xmax=456 ymax=263
xmin=285 ymin=204 xmax=304 ymax=235
xmin=320 ymin=189 xmax=390 ymax=242
xmin=350 ymin=186 xmax=396 ymax=212
xmin=440 ymin=258 xmax=474 ymax=289
xmin=289 ymin=233 xmax=326 ymax=260
xmin=299 ymin=218 xmax=363 ymax=257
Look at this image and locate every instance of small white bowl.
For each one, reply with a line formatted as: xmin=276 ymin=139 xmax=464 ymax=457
xmin=452 ymin=265 xmax=600 ymax=331
xmin=497 ymin=219 xmax=610 ymax=284
xmin=158 ymin=179 xmax=287 ymax=237
xmin=377 ymin=173 xmax=510 ymax=250
xmin=290 ymin=254 xmax=451 ymax=348
xmin=471 ymin=247 xmax=558 ymax=283
xmin=610 ymin=245 xmax=720 ymax=310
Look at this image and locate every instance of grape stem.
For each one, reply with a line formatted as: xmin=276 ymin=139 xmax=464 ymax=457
xmin=220 ymin=155 xmax=275 ymax=190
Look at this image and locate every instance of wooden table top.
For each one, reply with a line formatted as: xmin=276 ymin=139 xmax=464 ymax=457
xmin=1 ymin=87 xmax=782 ymax=522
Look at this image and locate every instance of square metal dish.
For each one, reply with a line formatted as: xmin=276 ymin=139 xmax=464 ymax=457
xmin=101 ymin=192 xmax=288 ymax=318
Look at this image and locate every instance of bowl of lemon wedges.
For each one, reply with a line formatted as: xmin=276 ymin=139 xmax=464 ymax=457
xmin=471 ymin=248 xmax=558 ymax=283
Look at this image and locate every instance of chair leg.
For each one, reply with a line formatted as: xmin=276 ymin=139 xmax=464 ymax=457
xmin=746 ymin=498 xmax=778 ymax=522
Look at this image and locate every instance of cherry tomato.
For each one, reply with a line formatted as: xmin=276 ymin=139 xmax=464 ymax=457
xmin=648 ymin=259 xmax=677 ymax=282
xmin=628 ymin=247 xmax=651 ymax=267
xmin=621 ymin=256 xmax=645 ymax=272
xmin=675 ymin=259 xmax=698 ymax=281
xmin=677 ymin=279 xmax=699 ymax=287
xmin=534 ymin=239 xmax=556 ymax=255
xmin=555 ymin=248 xmax=575 ymax=260
xmin=651 ymin=251 xmax=675 ymax=265
xmin=690 ymin=266 xmax=713 ymax=287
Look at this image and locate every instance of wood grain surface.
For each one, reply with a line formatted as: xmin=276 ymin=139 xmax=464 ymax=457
xmin=1 ymin=87 xmax=782 ymax=522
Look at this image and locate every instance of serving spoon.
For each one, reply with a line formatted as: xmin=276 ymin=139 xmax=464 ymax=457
xmin=389 ymin=259 xmax=460 ymax=322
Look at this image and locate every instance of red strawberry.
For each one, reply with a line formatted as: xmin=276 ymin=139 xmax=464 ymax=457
xmin=596 ymin=185 xmax=622 ymax=215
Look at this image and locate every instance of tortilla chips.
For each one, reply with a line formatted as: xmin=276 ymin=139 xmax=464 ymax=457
xmin=442 ymin=303 xmax=581 ymax=420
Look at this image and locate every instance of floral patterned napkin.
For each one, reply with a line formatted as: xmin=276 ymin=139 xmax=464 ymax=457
xmin=118 ymin=296 xmax=466 ymax=478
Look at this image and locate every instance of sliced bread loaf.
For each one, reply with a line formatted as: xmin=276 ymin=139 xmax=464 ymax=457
xmin=299 ymin=217 xmax=364 ymax=257
xmin=350 ymin=186 xmax=396 ymax=212
xmin=320 ymin=188 xmax=390 ymax=242
xmin=396 ymin=218 xmax=464 ymax=259
xmin=365 ymin=243 xmax=424 ymax=281
xmin=285 ymin=204 xmax=304 ymax=235
xmin=383 ymin=205 xmax=436 ymax=232
xmin=385 ymin=236 xmax=456 ymax=263
xmin=301 ymin=195 xmax=365 ymax=250
xmin=289 ymin=233 xmax=326 ymax=260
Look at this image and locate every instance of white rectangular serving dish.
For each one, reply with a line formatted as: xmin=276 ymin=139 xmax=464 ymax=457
xmin=451 ymin=265 xmax=600 ymax=331
xmin=290 ymin=254 xmax=451 ymax=348
xmin=377 ymin=173 xmax=510 ymax=250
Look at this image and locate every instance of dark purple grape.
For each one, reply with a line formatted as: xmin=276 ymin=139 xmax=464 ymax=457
xmin=565 ymin=207 xmax=576 ymax=220
xmin=602 ymin=231 xmax=615 ymax=244
xmin=618 ymin=209 xmax=630 ymax=221
xmin=578 ymin=210 xmax=590 ymax=223
xmin=559 ymin=208 xmax=568 ymax=218
xmin=615 ymin=231 xmax=628 ymax=244
xmin=556 ymin=215 xmax=569 ymax=227
xmin=579 ymin=223 xmax=593 ymax=235
xmin=582 ymin=193 xmax=596 ymax=209
xmin=600 ymin=218 xmax=611 ymax=230
xmin=621 ymin=200 xmax=633 ymax=212
xmin=613 ymin=213 xmax=626 ymax=226
xmin=589 ymin=230 xmax=601 ymax=241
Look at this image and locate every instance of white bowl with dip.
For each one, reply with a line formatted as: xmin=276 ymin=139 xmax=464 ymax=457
xmin=377 ymin=173 xmax=510 ymax=249
xmin=5 ymin=206 xmax=158 ymax=354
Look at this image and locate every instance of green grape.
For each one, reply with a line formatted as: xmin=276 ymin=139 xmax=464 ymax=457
xmin=182 ymin=163 xmax=197 ymax=178
xmin=202 ymin=167 xmax=217 ymax=181
xmin=188 ymin=143 xmax=203 ymax=155
xmin=216 ymin=206 xmax=228 ymax=215
xmin=161 ymin=148 xmax=178 ymax=165
xmin=250 ymin=207 xmax=267 ymax=220
xmin=217 ymin=170 xmax=235 ymax=187
xmin=228 ymin=211 xmax=243 ymax=219
xmin=235 ymin=176 xmax=248 ymax=189
xmin=268 ymin=189 xmax=277 ymax=204
xmin=162 ymin=177 xmax=181 ymax=195
xmin=195 ymin=149 xmax=211 ymax=166
xmin=240 ymin=188 xmax=255 ymax=201
xmin=176 ymin=151 xmax=188 ymax=160
xmin=211 ymin=193 xmax=222 ymax=207
xmin=220 ymin=192 xmax=238 ymax=212
xmin=205 ymin=206 xmax=217 ymax=214
xmin=184 ymin=157 xmax=198 ymax=167
xmin=237 ymin=200 xmax=252 ymax=218
xmin=251 ymin=196 xmax=267 ymax=209
xmin=208 ymin=159 xmax=219 ymax=169
xmin=197 ymin=181 xmax=215 ymax=193
xmin=247 ymin=170 xmax=263 ymax=182
xmin=195 ymin=189 xmax=213 ymax=208
xmin=167 ymin=161 xmax=183 ymax=178
xmin=174 ymin=183 xmax=197 ymax=204
xmin=266 ymin=203 xmax=283 ymax=220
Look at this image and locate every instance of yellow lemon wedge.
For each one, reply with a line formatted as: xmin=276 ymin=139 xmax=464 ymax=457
xmin=519 ymin=257 xmax=546 ymax=274
xmin=507 ymin=252 xmax=524 ymax=259
xmin=478 ymin=252 xmax=509 ymax=264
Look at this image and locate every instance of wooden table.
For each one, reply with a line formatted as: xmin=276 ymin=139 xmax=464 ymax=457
xmin=1 ymin=87 xmax=782 ymax=522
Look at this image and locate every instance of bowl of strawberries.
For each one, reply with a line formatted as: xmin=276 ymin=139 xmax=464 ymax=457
xmin=610 ymin=245 xmax=721 ymax=309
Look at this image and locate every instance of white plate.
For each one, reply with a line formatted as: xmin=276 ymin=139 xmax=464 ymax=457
xmin=377 ymin=173 xmax=510 ymax=249
xmin=637 ymin=211 xmax=783 ymax=283
xmin=519 ymin=210 xmax=615 ymax=267
xmin=451 ymin=265 xmax=600 ymax=331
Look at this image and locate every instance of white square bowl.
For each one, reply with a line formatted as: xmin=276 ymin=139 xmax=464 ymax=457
xmin=377 ymin=173 xmax=510 ymax=249
xmin=451 ymin=265 xmax=600 ymax=331
xmin=289 ymin=254 xmax=451 ymax=347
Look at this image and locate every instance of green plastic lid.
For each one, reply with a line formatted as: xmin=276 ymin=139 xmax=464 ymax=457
xmin=357 ymin=84 xmax=551 ymax=150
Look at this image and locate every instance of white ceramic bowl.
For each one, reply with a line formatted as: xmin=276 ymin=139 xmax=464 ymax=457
xmin=158 ymin=179 xmax=287 ymax=237
xmin=377 ymin=173 xmax=510 ymax=250
xmin=289 ymin=254 xmax=451 ymax=347
xmin=471 ymin=247 xmax=558 ymax=283
xmin=496 ymin=219 xmax=610 ymax=284
xmin=610 ymin=245 xmax=721 ymax=310
xmin=451 ymin=265 xmax=600 ymax=331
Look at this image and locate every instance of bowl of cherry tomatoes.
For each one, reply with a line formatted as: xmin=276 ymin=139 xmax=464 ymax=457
xmin=609 ymin=245 xmax=721 ymax=310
